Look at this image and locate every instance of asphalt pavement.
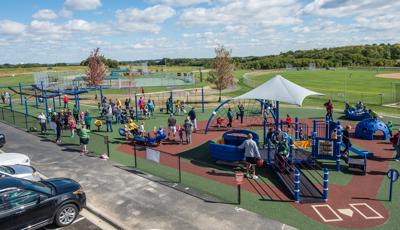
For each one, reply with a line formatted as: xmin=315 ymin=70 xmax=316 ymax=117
xmin=0 ymin=122 xmax=296 ymax=230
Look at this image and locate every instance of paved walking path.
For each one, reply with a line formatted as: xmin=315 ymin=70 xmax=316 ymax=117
xmin=0 ymin=122 xmax=295 ymax=230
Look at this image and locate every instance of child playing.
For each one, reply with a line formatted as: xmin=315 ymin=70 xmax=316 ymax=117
xmin=216 ymin=117 xmax=224 ymax=128
xmin=124 ymin=124 xmax=130 ymax=140
xmin=285 ymin=114 xmax=292 ymax=131
xmin=387 ymin=121 xmax=393 ymax=137
xmin=178 ymin=125 xmax=184 ymax=144
xmin=68 ymin=115 xmax=76 ymax=138
xmin=139 ymin=122 xmax=145 ymax=137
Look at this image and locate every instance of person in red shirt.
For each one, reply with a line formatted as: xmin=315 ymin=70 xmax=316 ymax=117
xmin=324 ymin=100 xmax=333 ymax=121
xmin=285 ymin=114 xmax=292 ymax=129
xmin=63 ymin=95 xmax=69 ymax=108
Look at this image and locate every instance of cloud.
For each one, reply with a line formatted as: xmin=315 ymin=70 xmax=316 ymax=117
xmin=301 ymin=0 xmax=400 ymax=17
xmin=149 ymin=0 xmax=210 ymax=7
xmin=32 ymin=9 xmax=58 ymax=20
xmin=59 ymin=8 xmax=73 ymax=18
xmin=0 ymin=20 xmax=26 ymax=35
xmin=64 ymin=0 xmax=102 ymax=11
xmin=115 ymin=5 xmax=176 ymax=33
xmin=30 ymin=20 xmax=63 ymax=34
xmin=180 ymin=0 xmax=301 ymax=27
xmin=65 ymin=19 xmax=93 ymax=32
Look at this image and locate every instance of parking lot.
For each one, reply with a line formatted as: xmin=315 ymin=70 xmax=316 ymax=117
xmin=41 ymin=215 xmax=101 ymax=230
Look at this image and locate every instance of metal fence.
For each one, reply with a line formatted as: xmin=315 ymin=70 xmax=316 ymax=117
xmin=0 ymin=107 xmax=108 ymax=157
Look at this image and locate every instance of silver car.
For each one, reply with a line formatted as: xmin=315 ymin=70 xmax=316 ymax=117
xmin=0 ymin=165 xmax=41 ymax=181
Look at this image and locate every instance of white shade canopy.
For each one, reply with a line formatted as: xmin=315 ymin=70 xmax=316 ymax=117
xmin=234 ymin=75 xmax=323 ymax=106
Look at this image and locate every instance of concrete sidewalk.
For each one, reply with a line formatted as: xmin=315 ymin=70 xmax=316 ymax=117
xmin=0 ymin=122 xmax=296 ymax=230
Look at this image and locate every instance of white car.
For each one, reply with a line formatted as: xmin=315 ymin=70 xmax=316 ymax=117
xmin=0 ymin=164 xmax=41 ymax=181
xmin=0 ymin=153 xmax=30 ymax=166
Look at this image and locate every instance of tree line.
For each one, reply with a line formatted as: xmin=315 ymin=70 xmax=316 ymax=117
xmin=2 ymin=43 xmax=400 ymax=69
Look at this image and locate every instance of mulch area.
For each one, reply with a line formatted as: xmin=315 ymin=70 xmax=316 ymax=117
xmin=116 ymin=116 xmax=393 ymax=228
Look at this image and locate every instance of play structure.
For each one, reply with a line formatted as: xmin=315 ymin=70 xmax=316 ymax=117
xmin=344 ymin=107 xmax=372 ymax=121
xmin=355 ymin=118 xmax=390 ymax=140
xmin=209 ymin=130 xmax=259 ymax=162
xmin=205 ymin=75 xmax=371 ymax=203
xmin=119 ymin=127 xmax=167 ymax=146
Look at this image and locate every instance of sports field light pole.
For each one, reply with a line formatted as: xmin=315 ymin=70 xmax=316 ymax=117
xmin=235 ymin=171 xmax=244 ymax=204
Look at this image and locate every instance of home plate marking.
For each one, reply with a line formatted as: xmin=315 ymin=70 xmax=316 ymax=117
xmin=349 ymin=203 xmax=384 ymax=220
xmin=312 ymin=205 xmax=343 ymax=222
xmin=338 ymin=209 xmax=354 ymax=217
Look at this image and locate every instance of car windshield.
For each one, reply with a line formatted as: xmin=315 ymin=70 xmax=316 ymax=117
xmin=20 ymin=180 xmax=52 ymax=195
xmin=0 ymin=166 xmax=14 ymax=174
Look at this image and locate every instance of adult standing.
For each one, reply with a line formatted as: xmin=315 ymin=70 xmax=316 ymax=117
xmin=167 ymin=113 xmax=177 ymax=141
xmin=63 ymin=95 xmax=69 ymax=108
xmin=38 ymin=112 xmax=47 ymax=134
xmin=124 ymin=98 xmax=130 ymax=110
xmin=50 ymin=112 xmax=57 ymax=134
xmin=238 ymin=133 xmax=261 ymax=179
xmin=237 ymin=103 xmax=245 ymax=124
xmin=55 ymin=113 xmax=62 ymax=143
xmin=115 ymin=107 xmax=121 ymax=124
xmin=106 ymin=112 xmax=113 ymax=132
xmin=188 ymin=107 xmax=197 ymax=133
xmin=227 ymin=108 xmax=233 ymax=128
xmin=324 ymin=100 xmax=333 ymax=121
xmin=147 ymin=99 xmax=154 ymax=117
xmin=183 ymin=117 xmax=193 ymax=144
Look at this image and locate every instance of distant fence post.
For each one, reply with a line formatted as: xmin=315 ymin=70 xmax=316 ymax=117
xmin=178 ymin=154 xmax=182 ymax=183
xmin=133 ymin=143 xmax=137 ymax=167
xmin=105 ymin=136 xmax=110 ymax=157
xmin=201 ymin=87 xmax=205 ymax=113
xmin=24 ymin=97 xmax=28 ymax=130
xmin=9 ymin=95 xmax=13 ymax=112
xmin=19 ymin=83 xmax=23 ymax=105
xmin=135 ymin=94 xmax=139 ymax=122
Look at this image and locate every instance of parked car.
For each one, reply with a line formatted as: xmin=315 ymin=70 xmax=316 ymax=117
xmin=0 ymin=133 xmax=4 ymax=148
xmin=0 ymin=153 xmax=30 ymax=166
xmin=0 ymin=177 xmax=86 ymax=229
xmin=0 ymin=165 xmax=41 ymax=181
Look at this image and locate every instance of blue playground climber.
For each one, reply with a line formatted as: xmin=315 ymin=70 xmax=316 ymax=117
xmin=355 ymin=118 xmax=390 ymax=140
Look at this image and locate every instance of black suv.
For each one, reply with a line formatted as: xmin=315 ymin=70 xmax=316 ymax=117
xmin=0 ymin=177 xmax=86 ymax=229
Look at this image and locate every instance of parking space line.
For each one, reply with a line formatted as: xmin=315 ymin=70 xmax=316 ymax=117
xmin=312 ymin=204 xmax=343 ymax=222
xmin=349 ymin=203 xmax=384 ymax=220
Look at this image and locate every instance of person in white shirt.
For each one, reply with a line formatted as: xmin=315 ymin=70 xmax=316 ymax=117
xmin=38 ymin=112 xmax=47 ymax=134
xmin=239 ymin=133 xmax=261 ymax=179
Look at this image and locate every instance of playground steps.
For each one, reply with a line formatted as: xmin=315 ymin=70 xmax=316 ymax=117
xmin=273 ymin=164 xmax=324 ymax=203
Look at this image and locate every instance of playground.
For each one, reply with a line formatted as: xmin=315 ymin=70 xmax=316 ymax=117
xmin=1 ymin=67 xmax=400 ymax=230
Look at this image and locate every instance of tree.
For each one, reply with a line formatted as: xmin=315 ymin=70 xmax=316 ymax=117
xmin=208 ymin=45 xmax=234 ymax=102
xmin=85 ymin=48 xmax=107 ymax=87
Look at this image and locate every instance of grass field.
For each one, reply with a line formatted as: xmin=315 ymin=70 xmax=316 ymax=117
xmin=242 ymin=69 xmax=400 ymax=115
xmin=2 ymin=66 xmax=400 ymax=229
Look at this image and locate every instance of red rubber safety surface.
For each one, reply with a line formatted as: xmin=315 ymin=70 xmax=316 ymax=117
xmin=116 ymin=117 xmax=391 ymax=228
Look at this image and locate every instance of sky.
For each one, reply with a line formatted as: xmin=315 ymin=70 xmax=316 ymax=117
xmin=0 ymin=0 xmax=399 ymax=64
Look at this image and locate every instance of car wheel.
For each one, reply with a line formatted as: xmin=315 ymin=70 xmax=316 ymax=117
xmin=54 ymin=204 xmax=78 ymax=227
